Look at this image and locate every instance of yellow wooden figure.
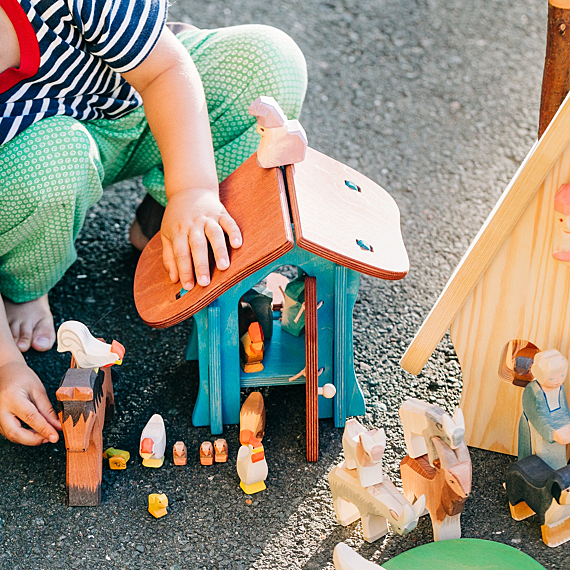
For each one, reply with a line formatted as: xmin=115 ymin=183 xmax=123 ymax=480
xmin=148 ymin=493 xmax=168 ymax=518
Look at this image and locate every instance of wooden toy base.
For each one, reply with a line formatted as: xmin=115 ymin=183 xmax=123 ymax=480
xmin=142 ymin=456 xmax=165 ymax=468
xmin=240 ymin=480 xmax=266 ymax=494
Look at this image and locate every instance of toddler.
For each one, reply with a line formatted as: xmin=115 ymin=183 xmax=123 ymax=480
xmin=0 ymin=0 xmax=307 ymax=445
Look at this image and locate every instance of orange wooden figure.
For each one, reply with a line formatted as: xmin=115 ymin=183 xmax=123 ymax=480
xmin=56 ymin=366 xmax=115 ymax=506
xmin=173 ymin=441 xmax=188 ymax=466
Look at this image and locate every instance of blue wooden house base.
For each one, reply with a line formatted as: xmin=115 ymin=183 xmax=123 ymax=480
xmin=186 ymin=244 xmax=366 ymax=435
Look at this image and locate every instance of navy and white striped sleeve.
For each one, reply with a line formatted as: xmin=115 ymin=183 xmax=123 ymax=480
xmin=67 ymin=0 xmax=168 ymax=73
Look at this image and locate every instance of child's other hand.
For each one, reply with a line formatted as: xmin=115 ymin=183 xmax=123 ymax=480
xmin=160 ymin=189 xmax=242 ymax=290
xmin=0 ymin=361 xmax=61 ymax=446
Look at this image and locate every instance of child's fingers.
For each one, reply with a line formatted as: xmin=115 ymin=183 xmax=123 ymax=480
xmin=161 ymin=236 xmax=180 ymax=284
xmin=204 ymin=219 xmax=229 ymax=271
xmin=13 ymin=398 xmax=59 ymax=443
xmin=218 ymin=213 xmax=242 ymax=249
xmin=33 ymin=389 xmax=62 ymax=432
xmin=173 ymin=234 xmax=196 ymax=291
xmin=188 ymin=230 xmax=210 ymax=287
xmin=0 ymin=412 xmax=45 ymax=446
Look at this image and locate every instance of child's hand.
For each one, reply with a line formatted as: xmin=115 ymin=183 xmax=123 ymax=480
xmin=160 ymin=188 xmax=242 ymax=290
xmin=0 ymin=361 xmax=61 ymax=446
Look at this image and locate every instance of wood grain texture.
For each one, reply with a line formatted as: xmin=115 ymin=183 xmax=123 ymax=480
xmin=450 ymin=146 xmax=570 ymax=455
xmin=539 ymin=2 xmax=570 ymax=137
xmin=287 ymin=147 xmax=409 ymax=280
xmin=401 ymin=93 xmax=570 ymax=376
xmin=305 ymin=275 xmax=319 ymax=462
xmin=134 ymin=153 xmax=294 ymax=328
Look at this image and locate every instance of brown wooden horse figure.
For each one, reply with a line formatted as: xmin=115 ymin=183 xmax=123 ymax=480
xmin=56 ymin=321 xmax=123 ymax=506
xmin=400 ymin=436 xmax=471 ymax=541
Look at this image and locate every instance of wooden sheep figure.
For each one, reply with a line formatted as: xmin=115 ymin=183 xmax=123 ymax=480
xmin=519 ymin=349 xmax=570 ymax=469
xmin=400 ymin=437 xmax=471 ymax=541
xmin=399 ymin=398 xmax=465 ymax=466
xmin=56 ymin=321 xmax=123 ymax=506
xmin=328 ymin=461 xmax=425 ymax=543
xmin=342 ymin=418 xmax=386 ymax=488
xmin=506 ymin=454 xmax=570 ymax=547
xmin=248 ymin=95 xmax=308 ymax=168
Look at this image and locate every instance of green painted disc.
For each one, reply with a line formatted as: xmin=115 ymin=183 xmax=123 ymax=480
xmin=382 ymin=539 xmax=545 ymax=570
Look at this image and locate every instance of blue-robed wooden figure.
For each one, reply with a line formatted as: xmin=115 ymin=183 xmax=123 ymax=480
xmin=519 ymin=349 xmax=570 ymax=469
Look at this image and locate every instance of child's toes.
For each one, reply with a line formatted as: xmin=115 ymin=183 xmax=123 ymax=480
xmin=15 ymin=324 xmax=33 ymax=352
xmin=32 ymin=317 xmax=55 ymax=352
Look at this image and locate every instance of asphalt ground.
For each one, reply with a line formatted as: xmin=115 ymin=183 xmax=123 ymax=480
xmin=1 ymin=0 xmax=567 ymax=568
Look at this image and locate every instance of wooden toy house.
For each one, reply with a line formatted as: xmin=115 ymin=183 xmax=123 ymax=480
xmin=401 ymin=94 xmax=570 ymax=456
xmin=135 ymin=147 xmax=408 ymax=448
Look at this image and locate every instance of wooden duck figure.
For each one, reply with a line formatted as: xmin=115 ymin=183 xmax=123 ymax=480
xmin=140 ymin=414 xmax=166 ymax=468
xmin=173 ymin=441 xmax=187 ymax=466
xmin=148 ymin=493 xmax=168 ymax=519
xmin=237 ymin=436 xmax=268 ymax=494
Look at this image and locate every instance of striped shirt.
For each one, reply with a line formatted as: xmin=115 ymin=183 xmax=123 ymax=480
xmin=0 ymin=0 xmax=167 ymax=146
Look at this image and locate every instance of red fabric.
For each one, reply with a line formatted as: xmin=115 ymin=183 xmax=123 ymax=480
xmin=0 ymin=0 xmax=40 ymax=93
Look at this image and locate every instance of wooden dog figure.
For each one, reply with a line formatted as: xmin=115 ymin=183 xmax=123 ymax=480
xmin=342 ymin=418 xmax=386 ymax=488
xmin=399 ymin=398 xmax=465 ymax=466
xmin=400 ymin=437 xmax=471 ymax=541
xmin=506 ymin=454 xmax=570 ymax=547
xmin=328 ymin=461 xmax=425 ymax=543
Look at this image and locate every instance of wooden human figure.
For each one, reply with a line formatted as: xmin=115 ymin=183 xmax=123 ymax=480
xmin=518 ymin=349 xmax=570 ymax=469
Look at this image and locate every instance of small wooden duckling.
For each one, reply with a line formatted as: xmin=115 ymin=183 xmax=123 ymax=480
xmin=214 ymin=438 xmax=228 ymax=463
xmin=200 ymin=441 xmax=214 ymax=466
xmin=148 ymin=493 xmax=168 ymax=519
xmin=237 ymin=436 xmax=268 ymax=494
xmin=140 ymin=414 xmax=166 ymax=468
xmin=173 ymin=441 xmax=187 ymax=466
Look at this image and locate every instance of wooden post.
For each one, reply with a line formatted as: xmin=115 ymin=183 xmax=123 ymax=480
xmin=305 ymin=276 xmax=319 ymax=462
xmin=539 ymin=0 xmax=570 ymax=137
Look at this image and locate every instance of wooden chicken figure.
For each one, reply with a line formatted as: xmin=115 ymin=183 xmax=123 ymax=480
xmin=140 ymin=414 xmax=166 ymax=468
xmin=148 ymin=493 xmax=168 ymax=519
xmin=173 ymin=441 xmax=187 ymax=466
xmin=56 ymin=320 xmax=123 ymax=506
xmin=248 ymin=95 xmax=308 ymax=168
xmin=240 ymin=322 xmax=265 ymax=373
xmin=237 ymin=436 xmax=268 ymax=494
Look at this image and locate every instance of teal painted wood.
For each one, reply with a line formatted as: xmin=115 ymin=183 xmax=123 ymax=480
xmin=208 ymin=302 xmax=223 ymax=434
xmin=189 ymin=243 xmax=366 ymax=433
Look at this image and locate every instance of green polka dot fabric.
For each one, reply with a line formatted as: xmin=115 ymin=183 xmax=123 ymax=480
xmin=0 ymin=24 xmax=307 ymax=302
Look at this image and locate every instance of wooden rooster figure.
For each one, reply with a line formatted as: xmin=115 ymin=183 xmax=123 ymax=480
xmin=56 ymin=320 xmax=124 ymax=506
xmin=248 ymin=95 xmax=308 ymax=168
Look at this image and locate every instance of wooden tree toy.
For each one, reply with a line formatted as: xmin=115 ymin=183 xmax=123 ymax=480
xmin=506 ymin=454 xmax=570 ymax=547
xmin=518 ymin=349 xmax=570 ymax=469
xmin=56 ymin=321 xmax=123 ymax=506
xmin=134 ymin=97 xmax=409 ymax=457
xmin=328 ymin=460 xmax=425 ymax=543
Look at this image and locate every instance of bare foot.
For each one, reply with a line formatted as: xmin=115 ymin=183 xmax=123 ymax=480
xmin=4 ymin=294 xmax=55 ymax=352
xmin=129 ymin=218 xmax=150 ymax=252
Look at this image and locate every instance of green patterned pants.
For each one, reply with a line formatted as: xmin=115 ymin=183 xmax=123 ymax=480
xmin=0 ymin=25 xmax=307 ymax=302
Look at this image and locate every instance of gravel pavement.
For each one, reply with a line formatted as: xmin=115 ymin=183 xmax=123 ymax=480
xmin=2 ymin=0 xmax=567 ymax=568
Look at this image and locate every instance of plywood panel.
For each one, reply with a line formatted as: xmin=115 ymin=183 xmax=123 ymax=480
xmin=287 ymin=147 xmax=409 ymax=280
xmin=134 ymin=154 xmax=294 ymax=328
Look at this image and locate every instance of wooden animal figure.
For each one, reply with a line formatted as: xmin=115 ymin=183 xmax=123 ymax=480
xmin=173 ymin=441 xmax=187 ymax=466
xmin=237 ymin=436 xmax=268 ymax=494
xmin=400 ymin=437 xmax=471 ymax=541
xmin=248 ymin=95 xmax=308 ymax=168
xmin=399 ymin=398 xmax=465 ymax=466
xmin=103 ymin=447 xmax=130 ymax=470
xmin=333 ymin=543 xmax=387 ymax=570
xmin=519 ymin=349 xmax=570 ymax=469
xmin=240 ymin=321 xmax=265 ymax=373
xmin=506 ymin=454 xmax=570 ymax=547
xmin=148 ymin=493 xmax=168 ymax=519
xmin=240 ymin=392 xmax=265 ymax=445
xmin=214 ymin=438 xmax=228 ymax=463
xmin=200 ymin=441 xmax=214 ymax=466
xmin=57 ymin=320 xmax=125 ymax=369
xmin=139 ymin=414 xmax=166 ymax=468
xmin=342 ymin=418 xmax=386 ymax=488
xmin=328 ymin=461 xmax=425 ymax=543
xmin=56 ymin=366 xmax=115 ymax=506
